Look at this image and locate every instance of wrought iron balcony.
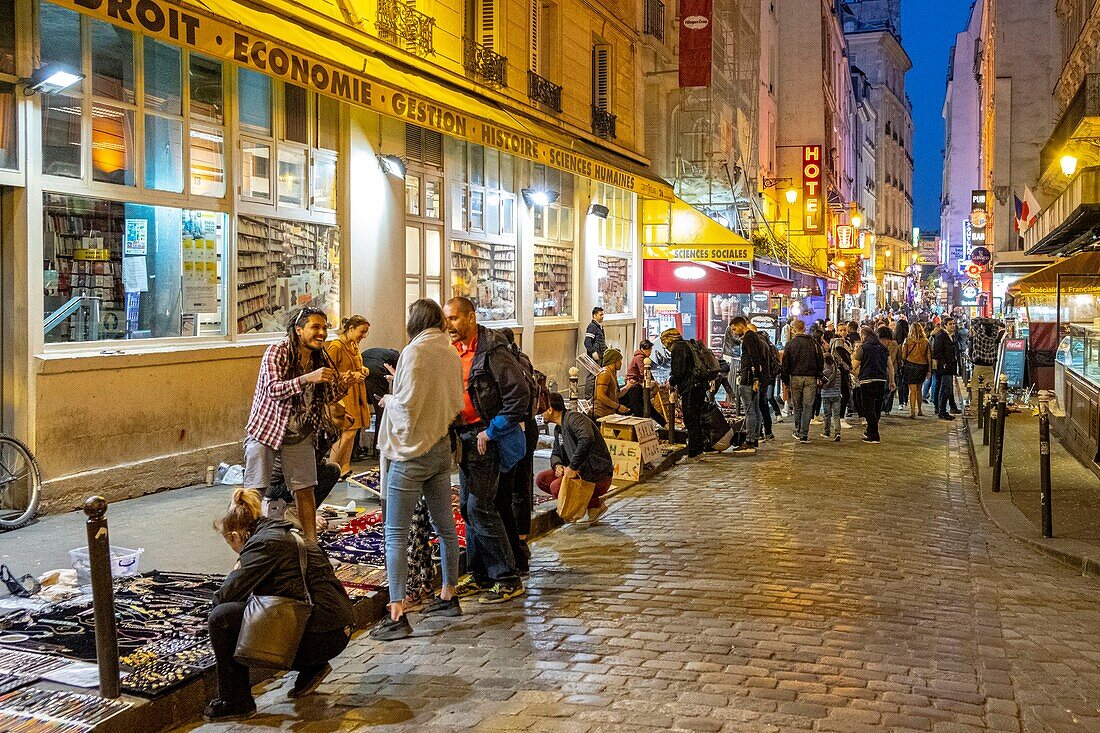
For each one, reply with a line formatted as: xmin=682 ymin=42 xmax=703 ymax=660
xmin=528 ymin=71 xmax=562 ymax=113
xmin=644 ymin=0 xmax=666 ymax=41
xmin=464 ymin=38 xmax=507 ymax=87
xmin=376 ymin=0 xmax=435 ymax=56
xmin=592 ymin=106 xmax=617 ymax=138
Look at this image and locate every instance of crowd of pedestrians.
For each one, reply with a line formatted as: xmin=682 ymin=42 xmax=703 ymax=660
xmin=201 ymin=299 xmax=1006 ymax=723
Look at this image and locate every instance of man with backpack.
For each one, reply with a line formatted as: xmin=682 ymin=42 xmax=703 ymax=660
xmin=661 ymin=327 xmax=714 ymax=460
xmin=726 ymin=317 xmax=765 ymax=454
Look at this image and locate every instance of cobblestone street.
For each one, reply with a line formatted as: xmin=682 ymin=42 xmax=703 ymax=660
xmin=181 ymin=418 xmax=1100 ymax=733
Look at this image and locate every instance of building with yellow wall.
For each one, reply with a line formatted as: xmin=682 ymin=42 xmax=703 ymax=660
xmin=0 ymin=0 xmax=672 ymax=508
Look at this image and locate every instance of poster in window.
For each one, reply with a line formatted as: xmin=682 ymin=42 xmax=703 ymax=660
xmin=182 ymin=211 xmax=219 ymax=312
xmin=124 ymin=218 xmax=148 ymax=255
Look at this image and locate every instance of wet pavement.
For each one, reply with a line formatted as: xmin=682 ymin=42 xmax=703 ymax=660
xmin=175 ymin=415 xmax=1100 ymax=733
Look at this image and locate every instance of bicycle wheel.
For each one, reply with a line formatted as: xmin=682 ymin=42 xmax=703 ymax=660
xmin=0 ymin=436 xmax=40 ymax=531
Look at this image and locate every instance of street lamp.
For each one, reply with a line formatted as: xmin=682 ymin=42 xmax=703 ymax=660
xmin=851 ymin=213 xmax=863 ymax=229
xmin=785 ymin=188 xmax=798 ymax=204
xmin=1061 ymin=154 xmax=1078 ymax=177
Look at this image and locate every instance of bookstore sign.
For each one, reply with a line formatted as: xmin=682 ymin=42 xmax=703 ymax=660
xmin=57 ymin=0 xmax=673 ymax=201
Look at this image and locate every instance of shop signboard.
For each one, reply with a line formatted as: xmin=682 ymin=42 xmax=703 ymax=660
xmin=835 ymin=224 xmax=853 ymax=250
xmin=960 ymin=283 xmax=980 ymax=307
xmin=55 ymin=0 xmax=674 ymax=201
xmin=749 ymin=313 xmax=780 ymax=344
xmin=970 ymin=190 xmax=988 ymax=247
xmin=642 ymin=245 xmax=751 ymax=262
xmin=970 ymin=246 xmax=991 ymax=267
xmin=998 ymin=338 xmax=1027 ymax=389
xmin=802 ymin=146 xmax=823 ymax=234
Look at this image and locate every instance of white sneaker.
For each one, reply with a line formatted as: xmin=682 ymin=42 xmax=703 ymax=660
xmin=811 ymin=416 xmax=824 ymax=425
xmin=842 ymin=419 xmax=858 ymax=429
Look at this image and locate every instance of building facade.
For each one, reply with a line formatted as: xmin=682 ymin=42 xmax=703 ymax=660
xmin=0 ymin=0 xmax=672 ymax=508
xmin=844 ymin=0 xmax=914 ymax=311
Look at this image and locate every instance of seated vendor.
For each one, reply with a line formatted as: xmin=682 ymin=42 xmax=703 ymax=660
xmin=204 ymin=489 xmax=355 ymax=723
xmin=536 ymin=393 xmax=615 ymax=523
xmin=593 ymin=348 xmax=631 ymax=419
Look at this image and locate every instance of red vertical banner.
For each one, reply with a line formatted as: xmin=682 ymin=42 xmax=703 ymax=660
xmin=679 ymin=0 xmax=713 ymax=88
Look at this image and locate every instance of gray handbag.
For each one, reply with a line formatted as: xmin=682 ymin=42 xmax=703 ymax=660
xmin=233 ymin=532 xmax=313 ymax=669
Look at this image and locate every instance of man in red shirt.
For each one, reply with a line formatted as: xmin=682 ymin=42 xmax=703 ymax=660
xmin=443 ymin=297 xmax=531 ymax=604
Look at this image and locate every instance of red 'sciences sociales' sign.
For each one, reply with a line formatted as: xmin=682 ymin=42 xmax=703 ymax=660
xmin=802 ymin=145 xmax=823 ymax=234
xmin=678 ymin=0 xmax=713 ymax=88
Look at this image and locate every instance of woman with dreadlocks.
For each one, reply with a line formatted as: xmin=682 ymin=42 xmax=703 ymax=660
xmin=241 ymin=307 xmax=351 ymax=542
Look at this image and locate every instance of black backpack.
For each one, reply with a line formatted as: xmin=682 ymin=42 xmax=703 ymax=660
xmin=687 ymin=339 xmax=721 ymax=384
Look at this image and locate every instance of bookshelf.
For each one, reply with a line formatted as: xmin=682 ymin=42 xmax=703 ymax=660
xmin=236 ymin=215 xmax=340 ymax=333
xmin=43 ymin=196 xmax=125 ymax=342
xmin=597 ymin=255 xmax=629 ymax=314
xmin=533 ymin=242 xmax=573 ymax=317
xmin=451 ymin=239 xmax=516 ymax=321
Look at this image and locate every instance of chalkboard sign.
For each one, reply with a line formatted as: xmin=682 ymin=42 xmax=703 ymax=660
xmin=998 ymin=338 xmax=1027 ymax=389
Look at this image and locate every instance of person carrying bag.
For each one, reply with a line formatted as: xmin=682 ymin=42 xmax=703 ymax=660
xmin=204 ymin=489 xmax=355 ymax=724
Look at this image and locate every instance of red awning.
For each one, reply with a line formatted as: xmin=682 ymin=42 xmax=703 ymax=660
xmin=643 ymin=260 xmax=792 ymax=294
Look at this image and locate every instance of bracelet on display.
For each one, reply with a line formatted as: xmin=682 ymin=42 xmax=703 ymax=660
xmin=0 ymin=688 xmax=131 ymax=727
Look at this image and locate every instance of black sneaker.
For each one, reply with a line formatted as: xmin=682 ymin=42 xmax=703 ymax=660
xmin=369 ymin=614 xmax=413 ymax=641
xmin=455 ymin=574 xmax=492 ymax=598
xmin=422 ymin=596 xmax=462 ymax=617
xmin=202 ymin=699 xmax=257 ymax=723
xmin=480 ymin=581 xmax=525 ymax=604
xmin=862 ymin=437 xmax=880 ymax=444
xmin=938 ymin=414 xmax=956 ymax=421
xmin=288 ymin=663 xmax=332 ymax=699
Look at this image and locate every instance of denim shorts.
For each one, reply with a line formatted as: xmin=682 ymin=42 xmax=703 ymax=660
xmin=243 ymin=435 xmax=317 ymax=491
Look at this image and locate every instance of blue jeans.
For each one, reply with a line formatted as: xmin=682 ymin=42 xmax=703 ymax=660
xmin=384 ymin=436 xmax=460 ymax=602
xmin=458 ymin=429 xmax=518 ymax=585
xmin=821 ymin=395 xmax=842 ymax=436
xmin=924 ymin=373 xmax=937 ymax=402
xmin=738 ymin=383 xmax=760 ymax=445
xmin=789 ymin=375 xmax=817 ymax=439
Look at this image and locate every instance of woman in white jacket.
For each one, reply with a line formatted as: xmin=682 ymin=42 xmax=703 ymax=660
xmin=371 ymin=299 xmax=466 ymax=641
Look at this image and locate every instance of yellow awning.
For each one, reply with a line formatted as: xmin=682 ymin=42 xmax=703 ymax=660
xmin=1006 ymin=251 xmax=1100 ymax=297
xmin=640 ymin=198 xmax=752 ymax=261
xmin=56 ymin=0 xmax=673 ymax=200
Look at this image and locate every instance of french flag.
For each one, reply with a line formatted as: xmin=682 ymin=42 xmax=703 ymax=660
xmin=1014 ymin=188 xmax=1041 ymax=232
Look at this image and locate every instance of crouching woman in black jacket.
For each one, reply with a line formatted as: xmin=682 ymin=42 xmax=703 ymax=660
xmin=204 ymin=489 xmax=355 ymax=723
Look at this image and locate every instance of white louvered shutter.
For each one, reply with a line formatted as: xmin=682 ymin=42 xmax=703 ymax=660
xmin=592 ymin=44 xmax=610 ymax=111
xmin=476 ymin=0 xmax=496 ymax=50
xmin=530 ymin=0 xmax=541 ymax=73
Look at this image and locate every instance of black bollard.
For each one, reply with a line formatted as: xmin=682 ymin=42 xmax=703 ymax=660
xmin=990 ymin=391 xmax=998 ymax=460
xmin=84 ymin=496 xmax=121 ymax=698
xmin=1040 ymin=406 xmax=1053 ymax=538
xmin=991 ymin=398 xmax=1007 ymax=493
xmin=981 ymin=376 xmax=990 ymax=429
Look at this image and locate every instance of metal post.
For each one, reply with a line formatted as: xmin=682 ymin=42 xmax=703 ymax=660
xmin=963 ymin=377 xmax=974 ymax=418
xmin=976 ymin=376 xmax=986 ymax=429
xmin=992 ymin=397 xmax=1007 ymax=493
xmin=1039 ymin=393 xmax=1053 ymax=538
xmin=567 ymin=366 xmax=579 ymax=411
xmin=83 ymin=497 xmax=120 ymax=698
xmin=983 ymin=387 xmax=993 ymax=449
xmin=642 ymin=357 xmax=652 ymax=419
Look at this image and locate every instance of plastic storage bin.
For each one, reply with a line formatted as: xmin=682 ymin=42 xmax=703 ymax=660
xmin=70 ymin=545 xmax=144 ymax=588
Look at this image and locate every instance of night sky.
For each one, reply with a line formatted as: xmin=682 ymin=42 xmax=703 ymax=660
xmin=901 ymin=0 xmax=974 ymax=233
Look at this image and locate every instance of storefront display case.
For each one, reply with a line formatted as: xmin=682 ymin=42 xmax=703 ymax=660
xmin=1056 ymin=324 xmax=1100 ymax=468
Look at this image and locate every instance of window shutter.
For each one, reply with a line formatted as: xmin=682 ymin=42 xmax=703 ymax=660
xmin=477 ymin=0 xmax=496 ymax=50
xmin=592 ymin=43 xmax=610 ymax=111
xmin=529 ymin=0 xmax=541 ymax=73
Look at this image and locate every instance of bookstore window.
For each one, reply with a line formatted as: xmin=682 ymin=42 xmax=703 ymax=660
xmin=42 ymin=193 xmax=227 ymax=344
xmin=236 ymin=216 xmax=340 ymax=333
xmin=594 ymin=182 xmax=634 ymax=314
xmin=39 ymin=3 xmax=228 ymax=198
xmin=447 ymin=139 xmax=517 ymax=322
xmin=531 ymin=164 xmax=575 ymax=318
xmin=0 ymin=0 xmax=15 ymax=172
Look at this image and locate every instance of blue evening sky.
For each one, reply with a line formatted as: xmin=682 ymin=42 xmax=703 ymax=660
xmin=901 ymin=0 xmax=974 ymax=232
